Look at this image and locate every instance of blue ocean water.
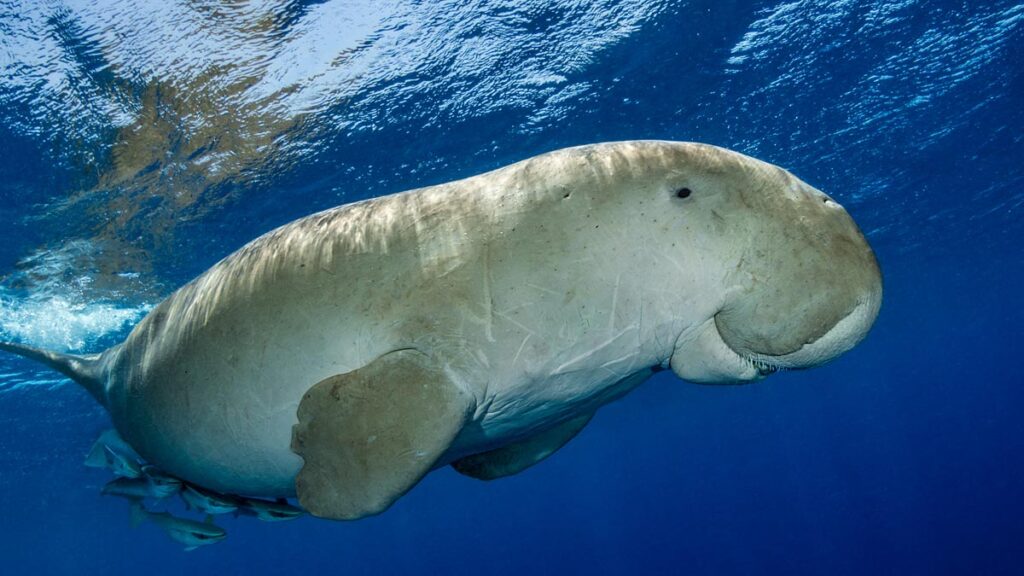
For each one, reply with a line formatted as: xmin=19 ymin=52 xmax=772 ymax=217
xmin=0 ymin=0 xmax=1021 ymax=573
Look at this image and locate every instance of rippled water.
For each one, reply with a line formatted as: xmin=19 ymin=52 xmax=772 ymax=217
xmin=1 ymin=1 xmax=1022 ymax=574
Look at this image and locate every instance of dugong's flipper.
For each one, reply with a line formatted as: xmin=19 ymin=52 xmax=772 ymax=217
xmin=451 ymin=413 xmax=593 ymax=480
xmin=291 ymin=349 xmax=472 ymax=520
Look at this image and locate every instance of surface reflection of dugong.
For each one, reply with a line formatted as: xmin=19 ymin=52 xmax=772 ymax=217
xmin=2 ymin=141 xmax=882 ymax=520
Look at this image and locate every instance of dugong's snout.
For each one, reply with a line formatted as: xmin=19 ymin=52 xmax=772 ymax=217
xmin=668 ymin=152 xmax=881 ymax=384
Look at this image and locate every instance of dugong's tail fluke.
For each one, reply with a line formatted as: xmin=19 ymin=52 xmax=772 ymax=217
xmin=0 ymin=342 xmax=105 ymax=403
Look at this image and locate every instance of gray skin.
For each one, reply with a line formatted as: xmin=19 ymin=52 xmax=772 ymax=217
xmin=0 ymin=141 xmax=881 ymax=519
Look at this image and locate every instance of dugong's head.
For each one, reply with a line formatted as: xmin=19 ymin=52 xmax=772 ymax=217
xmin=648 ymin=142 xmax=882 ymax=383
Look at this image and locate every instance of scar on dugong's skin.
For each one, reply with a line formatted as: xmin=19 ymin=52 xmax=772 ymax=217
xmin=1 ymin=141 xmax=881 ymax=520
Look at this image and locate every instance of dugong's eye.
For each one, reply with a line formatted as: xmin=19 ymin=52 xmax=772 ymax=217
xmin=675 ymin=187 xmax=692 ymax=199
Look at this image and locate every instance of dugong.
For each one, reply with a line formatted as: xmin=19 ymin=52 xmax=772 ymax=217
xmin=1 ymin=141 xmax=881 ymax=520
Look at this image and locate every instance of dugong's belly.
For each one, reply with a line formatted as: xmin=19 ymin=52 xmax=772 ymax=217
xmin=108 ymin=294 xmax=409 ymax=496
xmin=107 ymin=306 xmax=650 ymax=497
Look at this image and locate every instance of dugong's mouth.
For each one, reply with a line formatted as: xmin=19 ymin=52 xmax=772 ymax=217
xmin=711 ymin=317 xmax=786 ymax=380
xmin=743 ymin=355 xmax=784 ymax=376
xmin=717 ymin=294 xmax=882 ymax=375
xmin=670 ymin=297 xmax=878 ymax=385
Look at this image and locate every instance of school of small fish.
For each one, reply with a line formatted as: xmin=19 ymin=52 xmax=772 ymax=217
xmin=87 ymin=430 xmax=304 ymax=550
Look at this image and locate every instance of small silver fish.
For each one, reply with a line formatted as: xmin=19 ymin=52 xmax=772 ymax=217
xmin=84 ymin=431 xmax=142 ymax=479
xmin=131 ymin=503 xmax=226 ymax=551
xmin=102 ymin=473 xmax=181 ymax=502
xmin=141 ymin=465 xmax=182 ymax=499
xmin=181 ymin=484 xmax=239 ymax=515
xmin=238 ymin=497 xmax=304 ymax=522
xmin=101 ymin=478 xmax=152 ymax=500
